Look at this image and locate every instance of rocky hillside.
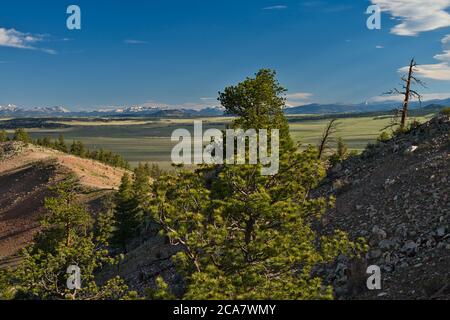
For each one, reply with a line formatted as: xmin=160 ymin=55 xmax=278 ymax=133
xmin=103 ymin=116 xmax=450 ymax=299
xmin=317 ymin=115 xmax=449 ymax=299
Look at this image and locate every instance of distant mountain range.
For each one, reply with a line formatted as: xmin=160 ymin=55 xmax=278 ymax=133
xmin=284 ymin=98 xmax=450 ymax=115
xmin=0 ymin=105 xmax=225 ymax=118
xmin=0 ymin=105 xmax=71 ymax=117
xmin=1 ymin=98 xmax=449 ymax=118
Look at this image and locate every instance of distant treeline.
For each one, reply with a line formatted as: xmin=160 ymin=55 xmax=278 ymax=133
xmin=0 ymin=128 xmax=130 ymax=170
xmin=287 ymin=104 xmax=447 ymax=123
xmin=0 ymin=118 xmax=70 ymax=130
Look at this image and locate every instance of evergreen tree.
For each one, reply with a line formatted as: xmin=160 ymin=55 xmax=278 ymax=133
xmin=113 ymin=173 xmax=141 ymax=251
xmin=377 ymin=131 xmax=391 ymax=143
xmin=70 ymin=141 xmax=87 ymax=157
xmin=0 ymin=269 xmax=17 ymax=300
xmin=133 ymin=163 xmax=152 ymax=211
xmin=42 ymin=136 xmax=53 ymax=147
xmin=2 ymin=177 xmax=133 ymax=300
xmin=330 ymin=137 xmax=349 ymax=165
xmin=13 ymin=129 xmax=31 ymax=144
xmin=149 ymin=70 xmax=367 ymax=299
xmin=149 ymin=163 xmax=165 ymax=180
xmin=0 ymin=130 xmax=8 ymax=142
xmin=336 ymin=137 xmax=348 ymax=159
xmin=55 ymin=134 xmax=68 ymax=153
xmin=219 ymin=69 xmax=294 ymax=152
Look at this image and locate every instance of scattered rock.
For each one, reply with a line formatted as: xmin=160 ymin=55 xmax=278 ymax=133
xmin=314 ymin=115 xmax=450 ymax=300
xmin=379 ymin=239 xmax=396 ymax=251
xmin=404 ymin=145 xmax=419 ymax=154
xmin=402 ymin=241 xmax=418 ymax=257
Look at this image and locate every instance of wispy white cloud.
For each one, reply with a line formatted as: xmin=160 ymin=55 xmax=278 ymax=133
xmin=370 ymin=2 xmax=450 ymax=80
xmin=376 ymin=45 xmax=384 ymax=49
xmin=434 ymin=50 xmax=450 ymax=61
xmin=0 ymin=27 xmax=56 ymax=54
xmin=285 ymin=92 xmax=312 ymax=100
xmin=124 ymin=39 xmax=148 ymax=45
xmin=441 ymin=34 xmax=450 ymax=44
xmin=285 ymin=92 xmax=313 ymax=107
xmin=398 ymin=33 xmax=450 ymax=81
xmin=399 ymin=62 xmax=450 ymax=81
xmin=368 ymin=92 xmax=450 ymax=103
xmin=262 ymin=5 xmax=287 ymax=10
xmin=371 ymin=0 xmax=450 ymax=36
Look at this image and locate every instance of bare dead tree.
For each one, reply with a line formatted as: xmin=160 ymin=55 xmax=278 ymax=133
xmin=318 ymin=118 xmax=338 ymax=160
xmin=384 ymin=58 xmax=426 ymax=130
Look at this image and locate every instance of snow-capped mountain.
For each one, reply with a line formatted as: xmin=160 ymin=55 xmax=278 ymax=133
xmin=0 ymin=104 xmax=224 ymax=117
xmin=0 ymin=104 xmax=20 ymax=112
xmin=0 ymin=105 xmax=70 ymax=116
xmin=29 ymin=106 xmax=70 ymax=114
xmin=111 ymin=105 xmax=163 ymax=114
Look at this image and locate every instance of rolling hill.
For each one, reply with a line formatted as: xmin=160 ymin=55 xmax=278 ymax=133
xmin=0 ymin=142 xmax=128 ymax=268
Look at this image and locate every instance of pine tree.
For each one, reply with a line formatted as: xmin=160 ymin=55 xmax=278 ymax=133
xmin=113 ymin=173 xmax=141 ymax=251
xmin=149 ymin=70 xmax=367 ymax=299
xmin=330 ymin=137 xmax=349 ymax=165
xmin=377 ymin=131 xmax=391 ymax=143
xmin=40 ymin=178 xmax=92 ymax=248
xmin=3 ymin=177 xmax=133 ymax=300
xmin=0 ymin=130 xmax=8 ymax=142
xmin=13 ymin=129 xmax=31 ymax=144
xmin=133 ymin=163 xmax=151 ymax=211
xmin=42 ymin=136 xmax=52 ymax=147
xmin=70 ymin=141 xmax=87 ymax=157
xmin=219 ymin=69 xmax=294 ymax=152
xmin=55 ymin=134 xmax=68 ymax=153
xmin=149 ymin=163 xmax=165 ymax=180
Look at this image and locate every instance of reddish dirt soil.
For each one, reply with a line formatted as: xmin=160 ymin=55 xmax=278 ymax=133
xmin=0 ymin=142 xmax=128 ymax=267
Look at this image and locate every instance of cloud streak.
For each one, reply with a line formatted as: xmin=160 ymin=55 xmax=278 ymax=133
xmin=399 ymin=62 xmax=450 ymax=81
xmin=285 ymin=92 xmax=313 ymax=106
xmin=398 ymin=34 xmax=450 ymax=81
xmin=262 ymin=5 xmax=287 ymax=10
xmin=371 ymin=0 xmax=450 ymax=36
xmin=0 ymin=27 xmax=56 ymax=54
xmin=369 ymin=92 xmax=450 ymax=103
xmin=434 ymin=50 xmax=450 ymax=61
xmin=124 ymin=39 xmax=148 ymax=45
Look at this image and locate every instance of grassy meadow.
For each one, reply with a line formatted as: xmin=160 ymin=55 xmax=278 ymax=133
xmin=18 ymin=114 xmax=434 ymax=168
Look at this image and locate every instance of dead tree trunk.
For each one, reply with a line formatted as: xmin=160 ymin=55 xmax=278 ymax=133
xmin=385 ymin=58 xmax=425 ymax=131
xmin=400 ymin=59 xmax=414 ymax=129
xmin=318 ymin=119 xmax=338 ymax=160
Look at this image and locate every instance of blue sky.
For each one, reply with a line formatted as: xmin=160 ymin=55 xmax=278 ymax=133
xmin=1 ymin=0 xmax=450 ymax=110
